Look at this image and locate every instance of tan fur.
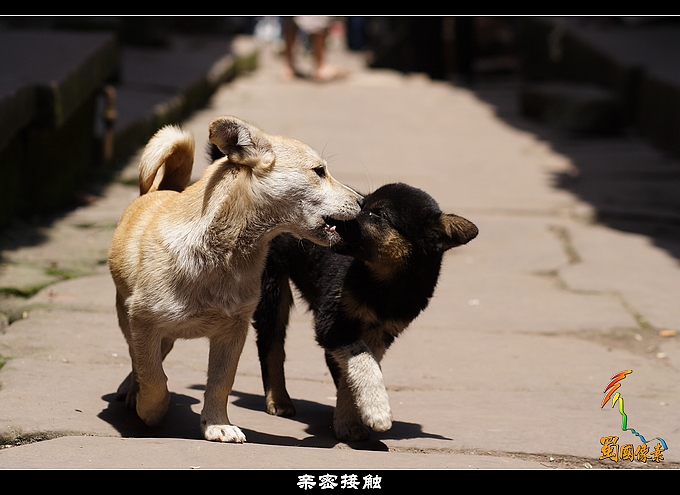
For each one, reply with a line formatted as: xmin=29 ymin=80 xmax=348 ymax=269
xmin=108 ymin=116 xmax=362 ymax=442
xmin=364 ymin=225 xmax=411 ymax=280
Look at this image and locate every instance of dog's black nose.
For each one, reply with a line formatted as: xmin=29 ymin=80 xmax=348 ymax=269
xmin=357 ymin=196 xmax=365 ymax=208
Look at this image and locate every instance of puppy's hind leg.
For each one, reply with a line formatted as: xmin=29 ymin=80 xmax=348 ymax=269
xmin=128 ymin=324 xmax=171 ymax=427
xmin=114 ymin=290 xmax=136 ymax=404
xmin=114 ymin=291 xmax=176 ymax=411
xmin=116 ymin=336 xmax=176 ymax=408
xmin=253 ymin=269 xmax=296 ymax=417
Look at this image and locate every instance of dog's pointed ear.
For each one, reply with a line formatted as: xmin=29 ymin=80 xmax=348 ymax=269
xmin=438 ymin=214 xmax=478 ymax=251
xmin=208 ymin=116 xmax=275 ymax=168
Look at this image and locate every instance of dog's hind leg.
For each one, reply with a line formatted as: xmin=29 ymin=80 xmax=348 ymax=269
xmin=114 ymin=289 xmax=136 ymax=403
xmin=116 ymin=336 xmax=175 ymax=407
xmin=127 ymin=323 xmax=172 ymax=427
xmin=200 ymin=321 xmax=249 ymax=443
xmin=253 ymin=268 xmax=296 ymax=417
xmin=328 ymin=341 xmax=392 ymax=441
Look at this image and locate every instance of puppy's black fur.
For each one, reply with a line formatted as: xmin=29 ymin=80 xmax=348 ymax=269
xmin=252 ymin=182 xmax=478 ymax=441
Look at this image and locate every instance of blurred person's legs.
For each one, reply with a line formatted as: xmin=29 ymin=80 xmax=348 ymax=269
xmin=283 ymin=16 xmax=343 ymax=81
xmin=282 ymin=17 xmax=299 ymax=79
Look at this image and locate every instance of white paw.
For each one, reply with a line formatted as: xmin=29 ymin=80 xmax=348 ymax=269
xmin=202 ymin=424 xmax=247 ymax=443
xmin=356 ymin=390 xmax=392 ymax=432
xmin=362 ymin=408 xmax=393 ymax=432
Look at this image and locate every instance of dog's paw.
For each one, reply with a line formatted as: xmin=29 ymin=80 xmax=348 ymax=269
xmin=202 ymin=424 xmax=247 ymax=443
xmin=135 ymin=389 xmax=170 ymax=427
xmin=265 ymin=388 xmax=296 ymax=417
xmin=359 ymin=400 xmax=393 ymax=432
xmin=334 ymin=419 xmax=370 ymax=442
xmin=266 ymin=399 xmax=296 ymax=417
xmin=362 ymin=409 xmax=393 ymax=432
xmin=355 ymin=391 xmax=393 ymax=432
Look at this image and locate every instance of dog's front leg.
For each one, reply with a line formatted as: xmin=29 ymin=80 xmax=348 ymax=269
xmin=201 ymin=323 xmax=248 ymax=443
xmin=329 ymin=341 xmax=392 ymax=440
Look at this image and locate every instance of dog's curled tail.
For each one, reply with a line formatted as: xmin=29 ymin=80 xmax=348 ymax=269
xmin=138 ymin=125 xmax=195 ymax=195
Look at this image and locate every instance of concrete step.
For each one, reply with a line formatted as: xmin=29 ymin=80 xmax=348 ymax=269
xmin=519 ymin=81 xmax=623 ymax=135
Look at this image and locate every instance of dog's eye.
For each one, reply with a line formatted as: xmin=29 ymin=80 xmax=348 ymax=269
xmin=368 ymin=211 xmax=382 ymax=219
xmin=313 ymin=166 xmax=326 ymax=178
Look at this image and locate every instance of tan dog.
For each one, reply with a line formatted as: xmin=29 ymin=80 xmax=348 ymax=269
xmin=108 ymin=116 xmax=362 ymax=442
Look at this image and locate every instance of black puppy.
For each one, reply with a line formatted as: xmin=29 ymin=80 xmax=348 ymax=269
xmin=253 ymin=182 xmax=478 ymax=441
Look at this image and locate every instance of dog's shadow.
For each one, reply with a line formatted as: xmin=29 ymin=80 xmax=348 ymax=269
xmin=98 ymin=392 xmax=205 ymax=440
xmin=230 ymin=390 xmax=452 ymax=451
xmin=98 ymin=388 xmax=450 ymax=451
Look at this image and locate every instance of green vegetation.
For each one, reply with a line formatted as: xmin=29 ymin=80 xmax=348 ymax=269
xmin=0 ymin=430 xmax=78 ymax=449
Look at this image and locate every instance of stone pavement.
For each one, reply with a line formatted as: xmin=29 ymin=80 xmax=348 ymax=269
xmin=1 ymin=28 xmax=680 ymax=470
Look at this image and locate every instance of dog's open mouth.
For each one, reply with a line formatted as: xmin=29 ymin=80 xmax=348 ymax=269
xmin=321 ymin=217 xmax=342 ymax=243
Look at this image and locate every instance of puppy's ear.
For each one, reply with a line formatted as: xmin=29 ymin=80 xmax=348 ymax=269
xmin=209 ymin=116 xmax=275 ymax=168
xmin=438 ymin=214 xmax=478 ymax=251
